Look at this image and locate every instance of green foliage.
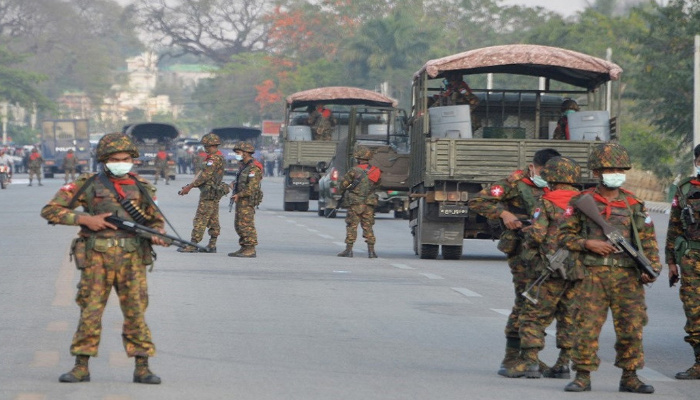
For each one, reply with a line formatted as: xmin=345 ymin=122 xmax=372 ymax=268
xmin=6 ymin=124 xmax=40 ymax=146
xmin=0 ymin=45 xmax=52 ymax=110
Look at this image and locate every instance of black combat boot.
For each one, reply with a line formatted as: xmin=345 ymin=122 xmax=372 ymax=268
xmin=201 ymin=236 xmax=217 ymax=253
xmin=59 ymin=355 xmax=90 ymax=383
xmin=544 ymin=348 xmax=570 ymax=379
xmin=565 ymin=370 xmax=591 ymax=392
xmin=502 ymin=348 xmax=541 ymax=378
xmin=337 ymin=244 xmax=353 ymax=257
xmin=619 ymin=369 xmax=654 ymax=394
xmin=676 ymin=346 xmax=700 ymax=379
xmin=497 ymin=337 xmax=520 ymax=376
xmin=133 ymin=356 xmax=161 ymax=384
xmin=368 ymin=244 xmax=377 ymax=258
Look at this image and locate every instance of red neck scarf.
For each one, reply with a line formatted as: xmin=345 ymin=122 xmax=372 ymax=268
xmin=30 ymin=152 xmax=40 ymax=160
xmin=583 ymin=187 xmax=639 ymax=219
xmin=66 ymin=153 xmax=74 ymax=159
xmin=690 ymin=180 xmax=700 ymax=186
xmin=521 ymin=176 xmax=550 ymax=193
xmin=359 ymin=164 xmax=381 ymax=183
xmin=109 ymin=176 xmax=136 ymax=199
xmin=543 ymin=190 xmax=578 ymax=210
xmin=157 ymin=151 xmax=167 ymax=160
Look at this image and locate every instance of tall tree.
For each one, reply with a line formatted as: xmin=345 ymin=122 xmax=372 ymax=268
xmin=0 ymin=45 xmax=52 ymax=110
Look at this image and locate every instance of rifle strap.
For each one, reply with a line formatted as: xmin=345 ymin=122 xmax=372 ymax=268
xmin=623 ymin=197 xmax=644 ymax=255
xmin=67 ymin=174 xmax=99 ymax=210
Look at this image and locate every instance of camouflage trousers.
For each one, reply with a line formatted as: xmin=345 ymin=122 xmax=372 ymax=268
xmin=679 ymin=250 xmax=700 ymax=348
xmin=28 ymin=167 xmax=41 ymax=181
xmin=71 ymin=244 xmax=155 ymax=357
xmin=191 ymin=198 xmax=220 ymax=243
xmin=505 ymin=254 xmax=529 ymax=339
xmin=153 ymin=166 xmax=169 ymax=183
xmin=64 ymin=168 xmax=76 ymax=183
xmin=571 ymin=266 xmax=647 ymax=371
xmin=344 ymin=204 xmax=375 ymax=245
xmin=234 ymin=199 xmax=257 ymax=246
xmin=519 ymin=277 xmax=581 ymax=351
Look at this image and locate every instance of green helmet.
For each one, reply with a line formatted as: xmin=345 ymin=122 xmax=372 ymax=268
xmin=541 ymin=156 xmax=581 ymax=184
xmin=353 ymin=146 xmax=372 ymax=160
xmin=201 ymin=133 xmax=221 ymax=146
xmin=589 ymin=143 xmax=631 ymax=170
xmin=96 ymin=133 xmax=139 ymax=162
xmin=234 ymin=141 xmax=255 ymax=154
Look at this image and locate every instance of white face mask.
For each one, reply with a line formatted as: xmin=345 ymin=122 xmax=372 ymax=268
xmin=105 ymin=162 xmax=133 ymax=177
xmin=233 ymin=153 xmax=243 ymax=161
xmin=532 ymin=175 xmax=548 ymax=188
xmin=601 ymin=173 xmax=626 ymax=188
xmin=695 ymin=165 xmax=700 ymax=176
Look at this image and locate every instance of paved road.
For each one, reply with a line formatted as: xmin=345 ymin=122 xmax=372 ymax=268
xmin=0 ymin=174 xmax=696 ymax=399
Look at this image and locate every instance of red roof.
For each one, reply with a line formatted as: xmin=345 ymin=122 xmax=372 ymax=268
xmin=286 ymin=86 xmax=398 ymax=108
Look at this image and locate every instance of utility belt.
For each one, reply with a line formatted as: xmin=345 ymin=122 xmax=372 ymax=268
xmin=582 ymin=253 xmax=635 ymax=268
xmin=674 ymin=236 xmax=700 ymax=261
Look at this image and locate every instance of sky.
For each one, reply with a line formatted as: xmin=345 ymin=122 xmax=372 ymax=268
xmin=501 ymin=0 xmax=588 ymax=16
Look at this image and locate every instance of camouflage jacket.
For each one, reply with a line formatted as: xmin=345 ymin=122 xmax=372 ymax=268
xmin=63 ymin=154 xmax=77 ymax=169
xmin=557 ymin=185 xmax=661 ymax=273
xmin=28 ymin=152 xmax=44 ymax=169
xmin=192 ymin=153 xmax=224 ymax=199
xmin=234 ymin=158 xmax=262 ymax=200
xmin=40 ymin=172 xmax=164 ymax=239
xmin=666 ymin=176 xmax=700 ymax=263
xmin=341 ymin=164 xmax=381 ymax=206
xmin=469 ymin=169 xmax=545 ymax=221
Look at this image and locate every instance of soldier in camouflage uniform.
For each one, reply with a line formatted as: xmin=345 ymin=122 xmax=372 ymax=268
xmin=228 ymin=141 xmax=262 ymax=258
xmin=559 ymin=143 xmax=660 ymax=393
xmin=177 ymin=133 xmax=225 ymax=253
xmin=468 ymin=148 xmax=560 ymax=376
xmin=503 ymin=156 xmax=582 ymax=379
xmin=667 ymin=143 xmax=700 ymax=380
xmin=308 ymin=104 xmax=337 ymax=141
xmin=153 ymin=145 xmax=170 ymax=185
xmin=40 ymin=133 xmax=165 ymax=384
xmin=28 ymin=147 xmax=44 ymax=186
xmin=337 ymin=146 xmax=382 ymax=258
xmin=63 ymin=149 xmax=78 ymax=183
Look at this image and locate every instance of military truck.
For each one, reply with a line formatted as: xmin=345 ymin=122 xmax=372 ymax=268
xmin=123 ymin=122 xmax=179 ymax=180
xmin=409 ymin=44 xmax=623 ymax=259
xmin=281 ymin=86 xmax=399 ymax=212
xmin=210 ymin=127 xmax=262 ymax=175
xmin=317 ymin=106 xmax=410 ymax=218
xmin=40 ymin=119 xmax=91 ymax=178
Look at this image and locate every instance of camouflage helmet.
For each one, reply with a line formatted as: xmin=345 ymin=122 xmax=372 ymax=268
xmin=561 ymin=99 xmax=580 ymax=112
xmin=201 ymin=132 xmax=221 ymax=146
xmin=96 ymin=133 xmax=139 ymax=162
xmin=234 ymin=141 xmax=255 ymax=154
xmin=541 ymin=156 xmax=581 ymax=184
xmin=589 ymin=143 xmax=631 ymax=170
xmin=353 ymin=146 xmax=372 ymax=160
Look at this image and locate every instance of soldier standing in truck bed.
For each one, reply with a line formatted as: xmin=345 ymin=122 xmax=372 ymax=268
xmin=468 ymin=148 xmax=561 ymax=377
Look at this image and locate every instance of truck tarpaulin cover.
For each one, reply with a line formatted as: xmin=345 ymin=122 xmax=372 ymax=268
xmin=124 ymin=123 xmax=179 ymax=140
xmin=286 ymin=86 xmax=398 ymax=109
xmin=415 ymin=44 xmax=623 ymax=90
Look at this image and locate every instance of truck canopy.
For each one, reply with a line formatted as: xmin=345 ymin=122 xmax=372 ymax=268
xmin=124 ymin=123 xmax=179 ymax=141
xmin=286 ymin=86 xmax=398 ymax=109
xmin=414 ymin=44 xmax=623 ymax=90
xmin=211 ymin=127 xmax=262 ymax=142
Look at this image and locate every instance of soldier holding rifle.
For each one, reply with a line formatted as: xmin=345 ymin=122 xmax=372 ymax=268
xmin=666 ymin=143 xmax=700 ymax=380
xmin=503 ymin=156 xmax=583 ymax=379
xmin=558 ymin=143 xmax=661 ymax=393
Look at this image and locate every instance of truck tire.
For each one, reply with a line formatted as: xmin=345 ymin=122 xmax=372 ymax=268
xmin=393 ymin=210 xmax=405 ymax=219
xmin=419 ymin=244 xmax=439 ymax=259
xmin=442 ymin=245 xmax=463 ymax=260
xmin=317 ymin=207 xmax=325 ymax=216
xmin=284 ymin=202 xmax=295 ymax=212
xmin=296 ymin=202 xmax=309 ymax=212
xmin=324 ymin=208 xmax=337 ymax=218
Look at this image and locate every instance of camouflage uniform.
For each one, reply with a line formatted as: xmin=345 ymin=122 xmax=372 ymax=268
xmin=667 ymin=176 xmax=700 ymax=378
xmin=552 ymin=99 xmax=579 ymax=140
xmin=308 ymin=106 xmax=336 ymax=141
xmin=468 ymin=169 xmax=547 ymax=363
xmin=233 ymin=157 xmax=262 ymax=250
xmin=559 ymin=187 xmax=661 ymax=389
xmin=63 ymin=150 xmax=78 ymax=183
xmin=28 ymin=149 xmax=44 ymax=186
xmin=40 ymin=132 xmax=162 ymax=384
xmin=153 ymin=150 xmax=170 ymax=185
xmin=188 ymin=152 xmax=224 ymax=249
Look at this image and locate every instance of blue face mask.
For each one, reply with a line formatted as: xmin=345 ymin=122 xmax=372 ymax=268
xmin=695 ymin=166 xmax=700 ymax=176
xmin=601 ymin=173 xmax=626 ymax=188
xmin=233 ymin=153 xmax=243 ymax=161
xmin=532 ymin=175 xmax=548 ymax=188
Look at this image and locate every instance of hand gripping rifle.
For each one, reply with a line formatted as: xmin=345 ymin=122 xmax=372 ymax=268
xmin=522 ymin=248 xmax=569 ymax=304
xmin=106 ymin=215 xmax=209 ymax=252
xmin=573 ymin=193 xmax=659 ymax=279
xmin=328 ymin=175 xmax=363 ymax=218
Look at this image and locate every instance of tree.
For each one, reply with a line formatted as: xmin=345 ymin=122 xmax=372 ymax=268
xmin=133 ymin=0 xmax=273 ymax=65
xmin=0 ymin=45 xmax=52 ymax=110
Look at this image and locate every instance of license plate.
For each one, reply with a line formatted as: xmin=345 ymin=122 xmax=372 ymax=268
xmin=439 ymin=203 xmax=468 ymax=217
xmin=292 ymin=179 xmax=309 ymax=186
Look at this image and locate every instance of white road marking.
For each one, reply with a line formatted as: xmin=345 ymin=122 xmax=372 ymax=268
xmin=420 ymin=273 xmax=444 ymax=280
xmin=333 ymin=241 xmax=346 ymax=247
xmin=307 ymin=229 xmax=319 ymax=233
xmin=491 ymin=309 xmax=511 ymax=316
xmin=391 ymin=263 xmax=414 ymax=270
xmin=317 ymin=234 xmax=334 ymax=239
xmin=639 ymin=367 xmax=675 ymax=382
xmin=451 ymin=287 xmax=482 ymax=297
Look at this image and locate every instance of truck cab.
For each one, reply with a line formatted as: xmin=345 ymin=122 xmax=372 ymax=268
xmin=123 ymin=122 xmax=179 ymax=180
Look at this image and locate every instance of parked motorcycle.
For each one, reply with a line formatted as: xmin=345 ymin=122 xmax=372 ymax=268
xmin=0 ymin=165 xmax=11 ymax=189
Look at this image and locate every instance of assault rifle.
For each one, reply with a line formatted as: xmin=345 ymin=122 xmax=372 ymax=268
xmin=522 ymin=248 xmax=569 ymax=304
xmin=106 ymin=215 xmax=209 ymax=252
xmin=327 ymin=175 xmax=363 ymax=218
xmin=573 ymin=193 xmax=659 ymax=279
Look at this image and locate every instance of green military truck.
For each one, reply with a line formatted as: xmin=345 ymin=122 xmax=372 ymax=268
xmin=408 ymin=44 xmax=623 ymax=259
xmin=281 ymin=86 xmax=400 ymax=212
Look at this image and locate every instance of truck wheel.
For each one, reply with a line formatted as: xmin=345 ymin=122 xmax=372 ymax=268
xmin=296 ymin=202 xmax=309 ymax=212
xmin=324 ymin=208 xmax=337 ymax=218
xmin=317 ymin=207 xmax=325 ymax=216
xmin=442 ymin=245 xmax=463 ymax=260
xmin=284 ymin=202 xmax=295 ymax=212
xmin=393 ymin=210 xmax=405 ymax=219
xmin=419 ymin=244 xmax=439 ymax=260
